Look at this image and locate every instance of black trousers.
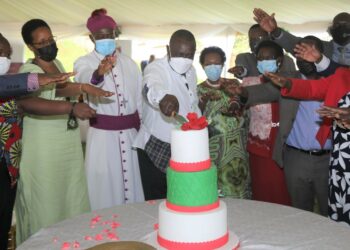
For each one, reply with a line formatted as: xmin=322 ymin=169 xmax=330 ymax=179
xmin=137 ymin=149 xmax=167 ymax=200
xmin=0 ymin=158 xmax=17 ymax=250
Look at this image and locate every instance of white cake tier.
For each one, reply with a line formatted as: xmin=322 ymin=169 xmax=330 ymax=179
xmin=158 ymin=200 xmax=227 ymax=243
xmin=171 ymin=127 xmax=209 ymax=164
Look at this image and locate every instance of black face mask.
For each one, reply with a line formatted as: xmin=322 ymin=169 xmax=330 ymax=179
xmin=296 ymin=60 xmax=317 ymax=77
xmin=36 ymin=42 xmax=58 ymax=62
xmin=329 ymin=23 xmax=350 ymax=45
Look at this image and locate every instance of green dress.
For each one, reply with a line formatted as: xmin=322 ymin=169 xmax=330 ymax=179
xmin=15 ymin=59 xmax=90 ymax=244
xmin=197 ymin=83 xmax=250 ymax=198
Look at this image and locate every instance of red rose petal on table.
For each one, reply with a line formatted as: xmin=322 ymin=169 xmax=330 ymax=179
xmin=154 ymin=223 xmax=159 ymax=230
xmin=107 ymin=232 xmax=119 ymax=240
xmin=110 ymin=222 xmax=121 ymax=229
xmin=95 ymin=234 xmax=104 ymax=241
xmin=102 ymin=228 xmax=110 ymax=233
xmin=61 ymin=242 xmax=71 ymax=250
xmin=73 ymin=241 xmax=80 ymax=248
xmin=102 ymin=220 xmax=111 ymax=225
xmin=84 ymin=236 xmax=93 ymax=241
xmin=91 ymin=215 xmax=102 ymax=224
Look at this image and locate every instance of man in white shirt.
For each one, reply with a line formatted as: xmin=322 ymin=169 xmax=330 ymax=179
xmin=134 ymin=29 xmax=201 ymax=200
xmin=74 ymin=8 xmax=144 ymax=210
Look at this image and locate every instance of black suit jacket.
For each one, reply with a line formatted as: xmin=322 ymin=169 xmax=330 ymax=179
xmin=319 ymin=59 xmax=346 ymax=77
xmin=0 ymin=73 xmax=30 ymax=98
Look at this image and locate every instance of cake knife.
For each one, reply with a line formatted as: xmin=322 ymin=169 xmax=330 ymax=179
xmin=172 ymin=112 xmax=187 ymax=125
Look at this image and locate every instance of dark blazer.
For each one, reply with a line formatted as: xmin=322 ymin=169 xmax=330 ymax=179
xmin=0 ymin=73 xmax=30 ymax=98
xmin=244 ymin=72 xmax=301 ymax=167
xmin=235 ymin=52 xmax=296 ymax=78
xmin=319 ymin=59 xmax=345 ymax=77
xmin=273 ymin=29 xmax=333 ymax=59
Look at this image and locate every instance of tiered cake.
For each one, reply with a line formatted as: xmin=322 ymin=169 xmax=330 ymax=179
xmin=149 ymin=113 xmax=239 ymax=250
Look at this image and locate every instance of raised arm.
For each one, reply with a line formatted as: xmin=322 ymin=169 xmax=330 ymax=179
xmin=55 ymin=83 xmax=114 ymax=97
xmin=294 ymin=42 xmax=344 ymax=77
xmin=253 ymin=8 xmax=302 ymax=54
xmin=266 ymin=72 xmax=331 ymax=100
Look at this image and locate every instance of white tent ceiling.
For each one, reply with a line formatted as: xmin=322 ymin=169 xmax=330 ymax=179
xmin=0 ymin=0 xmax=348 ymax=41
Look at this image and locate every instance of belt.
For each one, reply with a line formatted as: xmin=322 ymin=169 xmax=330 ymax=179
xmin=89 ymin=111 xmax=140 ymax=131
xmin=286 ymin=145 xmax=331 ymax=156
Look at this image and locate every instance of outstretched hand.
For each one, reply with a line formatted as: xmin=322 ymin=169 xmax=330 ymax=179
xmin=38 ymin=72 xmax=75 ymax=86
xmin=253 ymin=8 xmax=277 ymax=33
xmin=294 ymin=43 xmax=322 ymax=63
xmin=317 ymin=106 xmax=350 ymax=129
xmin=265 ymin=72 xmax=291 ymax=89
xmin=317 ymin=106 xmax=350 ymax=119
xmin=81 ymin=84 xmax=114 ymax=97
xmin=227 ymin=66 xmax=245 ymax=78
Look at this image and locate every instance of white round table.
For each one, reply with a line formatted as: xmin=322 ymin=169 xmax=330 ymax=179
xmin=17 ymin=198 xmax=350 ymax=249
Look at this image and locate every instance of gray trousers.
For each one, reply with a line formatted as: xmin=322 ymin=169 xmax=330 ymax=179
xmin=283 ymin=146 xmax=330 ymax=216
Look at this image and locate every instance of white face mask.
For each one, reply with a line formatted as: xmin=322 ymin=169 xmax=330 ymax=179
xmin=167 ymin=46 xmax=193 ymax=74
xmin=0 ymin=57 xmax=11 ymax=75
xmin=169 ymin=57 xmax=193 ymax=74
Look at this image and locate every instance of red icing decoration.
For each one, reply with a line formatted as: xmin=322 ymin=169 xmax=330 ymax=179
xmin=169 ymin=159 xmax=211 ymax=172
xmin=166 ymin=200 xmax=219 ymax=212
xmin=181 ymin=113 xmax=208 ymax=131
xmin=157 ymin=232 xmax=229 ymax=250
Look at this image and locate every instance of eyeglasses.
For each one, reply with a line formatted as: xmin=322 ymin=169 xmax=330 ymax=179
xmin=32 ymin=36 xmax=56 ymax=47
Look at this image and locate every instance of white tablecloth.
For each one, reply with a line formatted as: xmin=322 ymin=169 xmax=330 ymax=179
xmin=17 ymin=198 xmax=350 ymax=250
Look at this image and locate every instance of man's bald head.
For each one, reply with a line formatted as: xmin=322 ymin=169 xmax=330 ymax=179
xmin=333 ymin=12 xmax=350 ymax=25
xmin=168 ymin=29 xmax=196 ymax=59
xmin=329 ymin=12 xmax=350 ymax=45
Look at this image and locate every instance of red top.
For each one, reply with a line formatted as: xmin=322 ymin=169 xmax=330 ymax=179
xmin=281 ymin=68 xmax=350 ymax=147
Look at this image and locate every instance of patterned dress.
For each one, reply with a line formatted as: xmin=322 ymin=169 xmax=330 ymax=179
xmin=197 ymin=83 xmax=250 ymax=198
xmin=329 ymin=92 xmax=350 ymax=225
xmin=0 ymin=98 xmax=22 ymax=184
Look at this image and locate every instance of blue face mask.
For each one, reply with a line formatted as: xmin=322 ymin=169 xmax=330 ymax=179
xmin=95 ymin=39 xmax=116 ymax=56
xmin=204 ymin=64 xmax=223 ymax=81
xmin=257 ymin=59 xmax=278 ymax=74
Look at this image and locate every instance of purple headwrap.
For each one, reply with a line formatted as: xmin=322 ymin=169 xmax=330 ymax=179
xmin=86 ymin=8 xmax=117 ymax=33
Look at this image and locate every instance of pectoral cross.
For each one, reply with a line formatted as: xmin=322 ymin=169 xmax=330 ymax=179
xmin=121 ymin=96 xmax=128 ymax=107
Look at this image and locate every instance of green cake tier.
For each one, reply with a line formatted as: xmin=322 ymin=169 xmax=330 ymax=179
xmin=166 ymin=165 xmax=218 ymax=207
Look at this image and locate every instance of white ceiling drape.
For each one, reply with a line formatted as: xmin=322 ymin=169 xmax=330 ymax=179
xmin=0 ymin=0 xmax=348 ymax=41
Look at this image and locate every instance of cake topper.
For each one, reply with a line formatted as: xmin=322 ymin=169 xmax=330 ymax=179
xmin=181 ymin=112 xmax=208 ymax=131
